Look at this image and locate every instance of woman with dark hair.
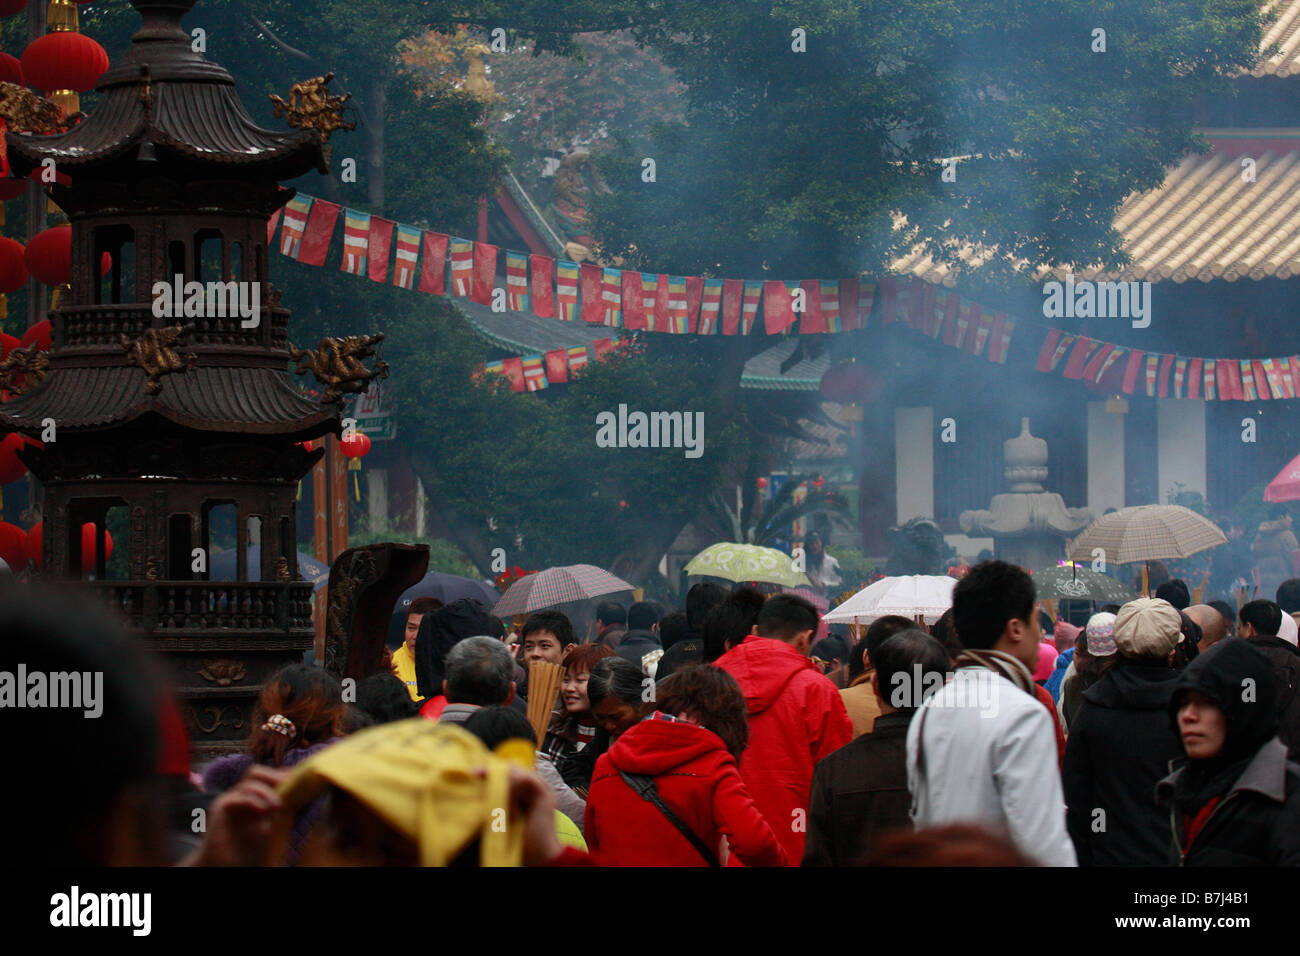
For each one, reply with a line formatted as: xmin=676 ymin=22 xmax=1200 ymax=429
xmin=585 ymin=665 xmax=787 ymax=866
xmin=804 ymin=531 xmax=841 ymax=596
xmin=557 ymin=655 xmax=646 ymax=794
xmin=541 ymin=643 xmax=615 ymax=764
xmin=201 ymin=665 xmax=346 ymax=793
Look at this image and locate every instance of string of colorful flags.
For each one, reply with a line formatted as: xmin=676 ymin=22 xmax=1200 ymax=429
xmin=267 ymin=193 xmax=1294 ymax=400
xmin=1034 ymin=329 xmax=1300 ymax=401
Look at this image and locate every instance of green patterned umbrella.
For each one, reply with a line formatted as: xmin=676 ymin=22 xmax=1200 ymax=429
xmin=1029 ymin=565 xmax=1135 ymax=603
xmin=685 ymin=542 xmax=812 ymax=588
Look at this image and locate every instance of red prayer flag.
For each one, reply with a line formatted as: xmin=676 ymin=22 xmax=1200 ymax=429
xmin=418 ymin=232 xmax=449 ymax=295
xmin=367 ymin=217 xmax=395 ymax=283
xmin=545 ymin=349 xmax=569 ymax=384
xmin=1254 ymin=359 xmax=1272 ymax=400
xmin=298 ymin=199 xmax=341 ymax=267
xmin=500 ymin=357 xmax=525 ymax=392
xmin=1187 ymin=358 xmax=1203 ymax=400
xmin=839 ymin=278 xmax=861 ymax=331
xmin=878 ymin=275 xmax=900 ymax=325
xmin=763 ymin=280 xmax=797 ymax=334
xmin=1157 ymin=353 xmax=1175 ymax=398
xmin=621 ymin=270 xmax=645 ymax=331
xmin=592 ymin=338 xmax=615 ymax=359
xmin=581 ymin=263 xmax=604 ymax=324
xmin=529 ymin=255 xmax=555 ymax=318
xmin=471 ymin=242 xmax=498 ymax=305
xmin=721 ymin=279 xmax=744 ymax=335
xmin=1062 ymin=337 xmax=1095 ymax=379
xmin=685 ymin=276 xmax=704 ymax=333
xmin=1121 ymin=349 xmax=1146 ymax=394
xmin=798 ymin=279 xmax=826 ymax=334
xmin=1081 ymin=342 xmax=1116 ymax=382
xmin=266 ymin=207 xmax=282 ymax=246
xmin=1036 ymin=330 xmax=1064 ymax=374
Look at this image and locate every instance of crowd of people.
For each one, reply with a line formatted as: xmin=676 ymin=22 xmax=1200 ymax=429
xmin=9 ymin=554 xmax=1300 ymax=868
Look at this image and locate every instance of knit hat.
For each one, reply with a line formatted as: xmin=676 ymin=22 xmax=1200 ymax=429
xmin=1052 ymin=620 xmax=1081 ymax=653
xmin=1032 ymin=641 xmax=1058 ymax=682
xmin=1085 ymin=612 xmax=1117 ymax=657
xmin=278 ymin=719 xmax=530 ymax=867
xmin=1113 ymin=598 xmax=1182 ymax=658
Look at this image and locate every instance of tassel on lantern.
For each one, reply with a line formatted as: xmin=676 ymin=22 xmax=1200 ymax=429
xmin=49 ymin=90 xmax=78 ymax=117
xmin=0 ymin=295 xmax=6 ymax=320
xmin=349 ymin=457 xmax=361 ymax=501
xmin=296 ymin=480 xmax=302 ymax=502
xmin=50 ymin=284 xmax=69 ymax=310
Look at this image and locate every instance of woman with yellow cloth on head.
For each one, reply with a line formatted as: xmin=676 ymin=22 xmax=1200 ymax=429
xmin=183 ymin=720 xmax=592 ymax=867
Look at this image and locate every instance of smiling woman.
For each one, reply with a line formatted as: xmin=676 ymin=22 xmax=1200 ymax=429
xmin=541 ymin=643 xmax=614 ymax=766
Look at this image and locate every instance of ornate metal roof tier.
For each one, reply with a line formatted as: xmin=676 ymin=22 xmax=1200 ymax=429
xmin=5 ymin=0 xmax=325 ymax=180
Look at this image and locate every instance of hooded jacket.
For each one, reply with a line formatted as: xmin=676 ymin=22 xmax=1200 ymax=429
xmin=585 ymin=714 xmax=787 ymax=866
xmin=1155 ymin=638 xmax=1300 ymax=865
xmin=1062 ymin=661 xmax=1183 ymax=865
xmin=1242 ymin=633 xmax=1300 ymax=756
xmin=613 ymin=628 xmax=663 ymax=673
xmin=413 ymin=599 xmax=500 ymax=700
xmin=715 ymin=635 xmax=853 ymax=864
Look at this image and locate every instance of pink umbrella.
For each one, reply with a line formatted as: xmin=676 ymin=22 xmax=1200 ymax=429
xmin=1265 ymin=454 xmax=1300 ymax=502
xmin=781 ymin=585 xmax=830 ymax=612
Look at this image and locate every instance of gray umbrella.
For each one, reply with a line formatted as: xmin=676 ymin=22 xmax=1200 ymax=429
xmin=1030 ymin=564 xmax=1135 ymax=603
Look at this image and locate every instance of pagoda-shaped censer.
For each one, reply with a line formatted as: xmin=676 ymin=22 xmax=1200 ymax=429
xmin=0 ymin=0 xmax=385 ymax=755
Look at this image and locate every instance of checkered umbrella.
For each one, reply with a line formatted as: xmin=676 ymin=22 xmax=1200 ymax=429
xmin=1067 ymin=505 xmax=1226 ymax=565
xmin=491 ymin=564 xmax=634 ymax=617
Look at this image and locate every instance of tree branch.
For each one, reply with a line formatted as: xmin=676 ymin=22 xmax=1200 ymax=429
xmin=248 ymin=13 xmax=315 ymax=63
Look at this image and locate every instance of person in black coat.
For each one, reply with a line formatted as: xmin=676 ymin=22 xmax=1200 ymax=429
xmin=655 ymin=582 xmax=726 ymax=683
xmin=802 ymin=630 xmax=949 ymax=866
xmin=613 ymin=600 xmax=664 ymax=672
xmin=1063 ymin=598 xmax=1184 ymax=865
xmin=1237 ymin=600 xmax=1300 ymax=756
xmin=1156 ymin=637 xmax=1300 ymax=865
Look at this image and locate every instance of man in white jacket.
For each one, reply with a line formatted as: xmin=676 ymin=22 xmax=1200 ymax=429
xmin=906 ymin=560 xmax=1077 ymax=866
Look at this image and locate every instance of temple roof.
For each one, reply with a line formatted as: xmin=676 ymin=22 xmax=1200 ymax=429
xmin=1255 ymin=0 xmax=1300 ymax=77
xmin=0 ymin=365 xmax=336 ymax=437
xmin=5 ymin=0 xmax=325 ymax=179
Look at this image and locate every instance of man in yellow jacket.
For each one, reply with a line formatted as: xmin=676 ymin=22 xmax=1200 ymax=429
xmin=392 ymin=597 xmax=442 ymax=701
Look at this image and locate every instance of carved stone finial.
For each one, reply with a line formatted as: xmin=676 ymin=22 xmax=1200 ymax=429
xmin=122 ymin=325 xmax=197 ymax=395
xmin=289 ymin=334 xmax=389 ymax=404
xmin=269 ymin=72 xmax=355 ymax=144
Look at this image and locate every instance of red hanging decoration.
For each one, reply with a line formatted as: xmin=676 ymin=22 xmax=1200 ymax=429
xmin=0 ymin=432 xmax=33 ymax=484
xmin=0 ymin=1 xmax=26 ymax=18
xmin=80 ymin=522 xmax=112 ymax=573
xmin=339 ymin=432 xmax=371 ymax=459
xmin=0 ymin=237 xmax=27 ymax=293
xmin=756 ymin=476 xmax=768 ymax=490
xmin=21 ymin=32 xmax=108 ymax=93
xmin=0 ymin=520 xmax=25 ymax=569
xmin=20 ymin=318 xmax=51 ymax=351
xmin=0 ymin=52 xmax=22 ymax=85
xmin=24 ymin=226 xmax=70 ymax=285
xmin=100 ymin=249 xmax=111 ymax=276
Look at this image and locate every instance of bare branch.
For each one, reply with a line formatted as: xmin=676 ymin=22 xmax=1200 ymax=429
xmin=248 ymin=13 xmax=314 ymax=63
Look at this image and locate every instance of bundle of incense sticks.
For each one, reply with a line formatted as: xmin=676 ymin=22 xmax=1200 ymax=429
xmin=526 ymin=659 xmax=565 ymax=743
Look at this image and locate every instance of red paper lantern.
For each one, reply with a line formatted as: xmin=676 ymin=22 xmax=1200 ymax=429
xmin=0 ymin=432 xmax=32 ymax=484
xmin=339 ymin=432 xmax=371 ymax=459
xmin=0 ymin=51 xmax=22 ymax=85
xmin=0 ymin=178 xmax=29 ymax=201
xmin=0 ymin=1 xmax=26 ymax=19
xmin=812 ymin=475 xmax=825 ymax=489
xmin=25 ymin=520 xmax=40 ymax=569
xmin=0 ymin=332 xmax=19 ymax=358
xmin=756 ymin=476 xmax=768 ymax=490
xmin=24 ymin=226 xmax=70 ymax=286
xmin=0 ymin=237 xmax=26 ymax=293
xmin=20 ymin=318 xmax=50 ymax=351
xmin=21 ymin=32 xmax=109 ymax=93
xmin=81 ymin=522 xmax=112 ymax=573
xmin=0 ymin=520 xmax=25 ymax=569
xmin=820 ymin=360 xmax=883 ymax=404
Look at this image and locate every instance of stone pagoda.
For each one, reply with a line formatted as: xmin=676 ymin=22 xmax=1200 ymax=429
xmin=0 ymin=0 xmax=383 ymax=755
xmin=960 ymin=418 xmax=1093 ymax=570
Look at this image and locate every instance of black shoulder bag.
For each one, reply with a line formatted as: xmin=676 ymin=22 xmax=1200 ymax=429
xmin=617 ymin=768 xmax=721 ymax=867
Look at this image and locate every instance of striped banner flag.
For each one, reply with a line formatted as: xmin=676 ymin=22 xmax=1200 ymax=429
xmin=601 ymin=268 xmax=622 ymax=327
xmin=418 ymin=232 xmax=448 ymax=295
xmin=1254 ymin=359 xmax=1273 ymax=400
xmin=698 ymin=279 xmax=724 ymax=334
xmin=1240 ymin=359 xmax=1257 ymax=402
xmin=1263 ymin=358 xmax=1284 ymax=399
xmin=368 ymin=217 xmax=395 ymax=283
xmin=505 ymin=251 xmax=529 ymax=310
xmin=741 ymin=281 xmax=763 ymax=334
xmin=341 ymin=208 xmax=370 ymax=275
xmin=1093 ymin=345 xmax=1126 ymax=386
xmin=298 ymin=199 xmax=340 ymax=266
xmin=639 ymin=272 xmax=659 ymax=330
xmin=667 ymin=276 xmax=690 ymax=333
xmin=266 ymin=208 xmax=282 ymax=245
xmin=1144 ymin=353 xmax=1160 ymax=397
xmin=955 ymin=300 xmax=980 ymax=351
xmin=393 ymin=225 xmax=421 ymax=289
xmin=1173 ymin=356 xmax=1188 ymax=398
xmin=988 ymin=315 xmax=1015 ymax=364
xmin=522 ymin=354 xmax=548 ymax=391
xmin=1290 ymin=356 xmax=1300 ymax=399
xmin=1275 ymin=357 xmax=1296 ymax=399
xmin=1082 ymin=342 xmax=1117 ymax=383
xmin=530 ymin=254 xmax=555 ymax=318
xmin=797 ymin=279 xmax=826 ymax=334
xmin=279 ymin=195 xmax=313 ymax=258
xmin=581 ymin=262 xmax=604 ymax=324
xmin=556 ymin=260 xmax=580 ymax=320
xmin=821 ymin=280 xmax=842 ymax=332
xmin=567 ymin=345 xmax=589 ymax=376
xmin=967 ymin=307 xmax=996 ymax=357
xmin=545 ymin=349 xmax=568 ymax=384
xmin=1203 ymin=359 xmax=1217 ymax=401
xmin=449 ymin=238 xmax=474 ymax=295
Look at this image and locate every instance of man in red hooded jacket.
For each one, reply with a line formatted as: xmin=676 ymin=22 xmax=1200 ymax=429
xmin=716 ymin=593 xmax=853 ymax=863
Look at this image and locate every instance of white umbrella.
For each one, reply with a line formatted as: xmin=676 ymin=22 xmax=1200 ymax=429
xmin=823 ymin=575 xmax=956 ymax=626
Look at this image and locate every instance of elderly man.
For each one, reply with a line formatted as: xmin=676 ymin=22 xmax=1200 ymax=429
xmin=1184 ymin=604 xmax=1227 ymax=656
xmin=439 ymin=636 xmax=517 ymax=725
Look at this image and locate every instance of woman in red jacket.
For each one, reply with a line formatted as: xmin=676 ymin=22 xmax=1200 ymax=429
xmin=584 ymin=665 xmax=788 ymax=866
